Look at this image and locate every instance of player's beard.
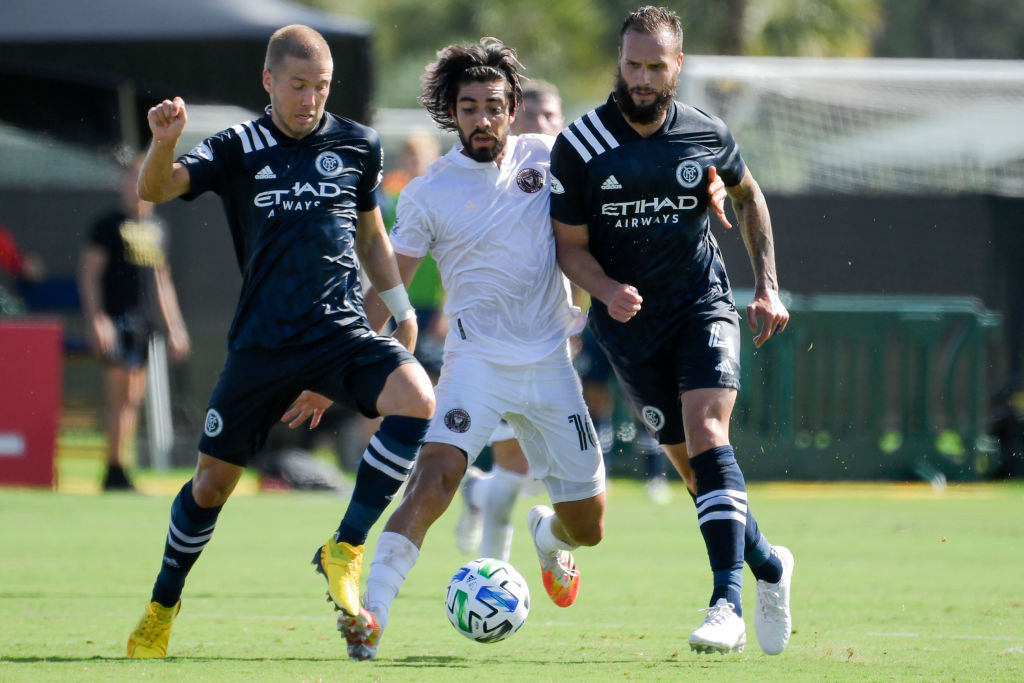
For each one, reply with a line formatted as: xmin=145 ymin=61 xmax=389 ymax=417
xmin=458 ymin=127 xmax=506 ymax=163
xmin=614 ymin=68 xmax=676 ymax=125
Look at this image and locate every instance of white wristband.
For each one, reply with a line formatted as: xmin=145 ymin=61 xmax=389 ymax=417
xmin=378 ymin=285 xmax=416 ymax=322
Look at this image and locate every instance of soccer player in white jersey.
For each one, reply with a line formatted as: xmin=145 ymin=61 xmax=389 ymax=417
xmin=453 ymin=79 xmax=568 ymax=564
xmin=290 ymin=39 xmax=606 ymax=660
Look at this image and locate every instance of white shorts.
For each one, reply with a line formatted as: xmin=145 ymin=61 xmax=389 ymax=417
xmin=427 ymin=342 xmax=605 ymax=503
xmin=488 ymin=420 xmax=516 ymax=444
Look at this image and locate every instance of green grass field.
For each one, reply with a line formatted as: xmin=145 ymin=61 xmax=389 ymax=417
xmin=2 ymin=460 xmax=1022 ymax=681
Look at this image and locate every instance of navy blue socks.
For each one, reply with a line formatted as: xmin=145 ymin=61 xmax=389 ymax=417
xmin=151 ymin=480 xmax=221 ymax=607
xmin=691 ymin=445 xmax=747 ymax=614
xmin=335 ymin=415 xmax=429 ymax=546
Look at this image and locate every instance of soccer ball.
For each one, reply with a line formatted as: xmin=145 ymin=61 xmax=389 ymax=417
xmin=445 ymin=558 xmax=530 ymax=643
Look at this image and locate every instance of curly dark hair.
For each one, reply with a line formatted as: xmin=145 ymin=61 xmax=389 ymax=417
xmin=419 ymin=38 xmax=523 ymax=132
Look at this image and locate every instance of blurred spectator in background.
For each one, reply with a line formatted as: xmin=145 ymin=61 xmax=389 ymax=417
xmin=513 ymin=79 xmax=565 ymax=136
xmin=0 ymin=222 xmax=45 ymax=316
xmin=78 ymin=154 xmax=190 ymax=491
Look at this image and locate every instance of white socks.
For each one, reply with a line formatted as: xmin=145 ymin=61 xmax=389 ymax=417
xmin=365 ymin=531 xmax=420 ymax=628
xmin=533 ymin=511 xmax=578 ymax=556
xmin=480 ymin=466 xmax=528 ymax=561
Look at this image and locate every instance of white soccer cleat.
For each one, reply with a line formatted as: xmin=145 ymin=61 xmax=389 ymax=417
xmin=689 ymin=598 xmax=746 ymax=654
xmin=754 ymin=545 xmax=794 ymax=655
xmin=455 ymin=466 xmax=485 ymax=555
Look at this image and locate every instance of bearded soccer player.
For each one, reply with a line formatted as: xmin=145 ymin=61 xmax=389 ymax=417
xmin=125 ymin=24 xmax=435 ymax=658
xmin=551 ymin=6 xmax=794 ymax=655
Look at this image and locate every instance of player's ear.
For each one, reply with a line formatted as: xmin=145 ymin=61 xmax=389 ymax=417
xmin=262 ymin=68 xmax=273 ymax=95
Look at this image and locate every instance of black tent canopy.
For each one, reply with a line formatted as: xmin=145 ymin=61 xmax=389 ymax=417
xmin=0 ymin=0 xmax=374 ymax=147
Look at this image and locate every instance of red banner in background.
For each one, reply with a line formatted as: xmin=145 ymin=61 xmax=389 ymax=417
xmin=0 ymin=318 xmax=62 ymax=488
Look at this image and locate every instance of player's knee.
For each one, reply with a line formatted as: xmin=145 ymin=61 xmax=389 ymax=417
xmin=404 ymin=444 xmax=462 ymax=504
xmin=395 ymin=382 xmax=435 ymax=420
xmin=685 ymin=421 xmax=729 ymax=452
xmin=561 ymin=515 xmax=604 ymax=547
xmin=574 ymin=521 xmax=604 ymax=547
xmin=190 ymin=475 xmax=233 ymax=507
xmin=192 ymin=455 xmax=242 ymax=507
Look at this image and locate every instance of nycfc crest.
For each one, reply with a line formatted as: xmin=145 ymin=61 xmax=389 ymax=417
xmin=641 ymin=405 xmax=666 ymax=432
xmin=315 ymin=151 xmax=344 ymax=177
xmin=675 ymin=159 xmax=702 ymax=189
xmin=444 ymin=408 xmax=472 ymax=433
xmin=204 ymin=409 xmax=224 ymax=437
xmin=516 ymin=168 xmax=545 ymax=193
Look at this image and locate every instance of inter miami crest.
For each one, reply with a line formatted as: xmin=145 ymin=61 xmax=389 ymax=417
xmin=444 ymin=408 xmax=472 ymax=433
xmin=516 ymin=168 xmax=545 ymax=193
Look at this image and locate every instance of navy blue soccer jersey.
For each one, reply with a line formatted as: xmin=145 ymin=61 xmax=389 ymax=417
xmin=550 ymin=94 xmax=746 ymax=362
xmin=178 ymin=107 xmax=383 ymax=350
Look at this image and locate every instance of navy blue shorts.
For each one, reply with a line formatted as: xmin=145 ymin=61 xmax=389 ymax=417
xmin=104 ymin=313 xmax=152 ymax=369
xmin=572 ymin=326 xmax=613 ymax=385
xmin=606 ymin=308 xmax=742 ymax=445
xmin=198 ymin=330 xmax=418 ymax=466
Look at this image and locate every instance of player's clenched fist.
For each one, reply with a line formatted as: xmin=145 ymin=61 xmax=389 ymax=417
xmin=147 ymin=97 xmax=188 ymax=142
xmin=607 ymin=283 xmax=643 ymax=323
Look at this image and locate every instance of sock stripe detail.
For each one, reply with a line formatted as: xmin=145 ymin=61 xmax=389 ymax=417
xmin=363 ymin=439 xmax=413 ymax=482
xmin=695 ymin=487 xmax=748 ymax=505
xmin=696 ymin=487 xmax=749 ymax=528
xmin=699 ymin=510 xmax=748 ymax=524
xmin=368 ymin=435 xmax=416 ymax=469
xmin=168 ymin=520 xmax=216 ymax=547
xmin=696 ymin=494 xmax=749 ymax=516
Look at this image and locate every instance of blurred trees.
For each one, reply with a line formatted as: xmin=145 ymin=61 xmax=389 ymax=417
xmin=874 ymin=0 xmax=1024 ymax=59
xmin=302 ymin=0 xmax=1024 ymax=110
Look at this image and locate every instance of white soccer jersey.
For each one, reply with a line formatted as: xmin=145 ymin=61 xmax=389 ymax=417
xmin=391 ymin=134 xmax=584 ymax=365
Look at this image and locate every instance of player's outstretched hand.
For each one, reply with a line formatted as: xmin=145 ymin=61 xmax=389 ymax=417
xmin=147 ymin=97 xmax=188 ymax=143
xmin=708 ymin=166 xmax=731 ymax=229
xmin=392 ymin=317 xmax=419 ymax=353
xmin=281 ymin=390 xmax=333 ymax=429
xmin=607 ymin=283 xmax=643 ymax=323
xmin=747 ymin=288 xmax=790 ymax=348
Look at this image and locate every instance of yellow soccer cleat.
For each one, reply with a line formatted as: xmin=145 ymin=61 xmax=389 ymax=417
xmin=312 ymin=538 xmax=364 ymax=616
xmin=127 ymin=600 xmax=181 ymax=658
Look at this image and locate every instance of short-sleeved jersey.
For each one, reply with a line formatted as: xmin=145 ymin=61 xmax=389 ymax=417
xmin=550 ymin=95 xmax=746 ymax=363
xmin=178 ymin=107 xmax=383 ymax=350
xmin=390 ymin=134 xmax=584 ymax=365
xmin=87 ymin=209 xmax=167 ymax=318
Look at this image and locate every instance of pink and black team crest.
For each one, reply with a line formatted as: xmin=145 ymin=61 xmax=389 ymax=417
xmin=444 ymin=408 xmax=472 ymax=433
xmin=516 ymin=168 xmax=545 ymax=193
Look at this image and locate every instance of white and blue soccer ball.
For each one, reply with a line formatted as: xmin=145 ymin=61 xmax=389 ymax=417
xmin=445 ymin=558 xmax=530 ymax=643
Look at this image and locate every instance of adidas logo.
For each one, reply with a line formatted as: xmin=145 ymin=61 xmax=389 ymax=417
xmin=254 ymin=165 xmax=276 ymax=180
xmin=600 ymin=175 xmax=622 ymax=190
